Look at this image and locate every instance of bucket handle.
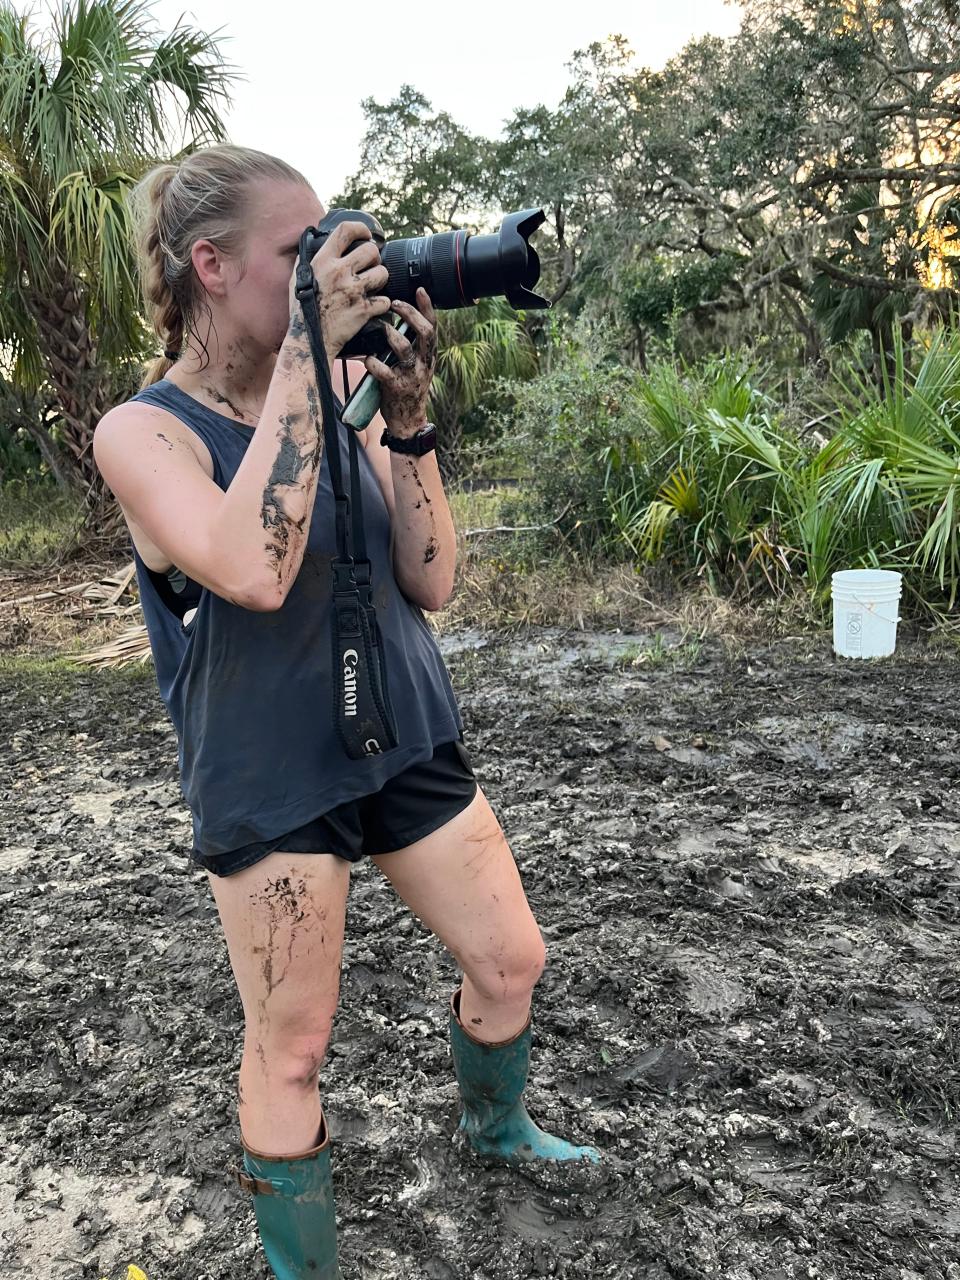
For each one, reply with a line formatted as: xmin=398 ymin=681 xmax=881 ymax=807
xmin=840 ymin=591 xmax=900 ymax=624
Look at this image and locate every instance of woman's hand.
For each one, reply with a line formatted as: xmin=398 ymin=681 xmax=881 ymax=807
xmin=363 ymin=289 xmax=438 ymax=438
xmin=288 ymin=221 xmax=391 ymax=362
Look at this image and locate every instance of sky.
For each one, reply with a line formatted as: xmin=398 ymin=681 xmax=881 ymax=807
xmin=146 ymin=0 xmax=743 ymax=203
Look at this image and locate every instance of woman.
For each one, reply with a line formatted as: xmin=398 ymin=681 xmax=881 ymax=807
xmin=94 ymin=144 xmax=598 ymax=1280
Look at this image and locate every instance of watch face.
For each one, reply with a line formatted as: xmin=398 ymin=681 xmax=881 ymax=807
xmin=415 ymin=425 xmax=437 ymax=455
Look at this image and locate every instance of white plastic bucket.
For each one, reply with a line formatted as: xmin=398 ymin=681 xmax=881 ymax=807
xmin=831 ymin=569 xmax=902 ymax=658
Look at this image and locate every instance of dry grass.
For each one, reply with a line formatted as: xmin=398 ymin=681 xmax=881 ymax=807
xmin=0 ymin=485 xmax=827 ymax=669
xmin=2 ymin=548 xmax=819 ymax=670
xmin=438 ymin=552 xmax=822 ymax=647
xmin=0 ymin=557 xmax=136 ymax=657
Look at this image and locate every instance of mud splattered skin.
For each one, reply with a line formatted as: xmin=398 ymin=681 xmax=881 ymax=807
xmin=398 ymin=459 xmax=439 ymax=567
xmin=256 ymin=875 xmax=315 ymax=1002
xmin=378 ymin=318 xmax=438 ymax=433
xmin=257 ymin=325 xmax=324 ymax=585
xmin=402 ymin=460 xmax=432 ymax=507
xmin=202 ymin=385 xmax=260 ymax=425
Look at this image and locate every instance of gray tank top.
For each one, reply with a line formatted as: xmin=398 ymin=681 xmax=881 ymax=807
xmin=130 ymin=379 xmax=463 ymax=858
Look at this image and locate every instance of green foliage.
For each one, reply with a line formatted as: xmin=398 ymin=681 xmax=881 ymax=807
xmin=505 ymin=318 xmax=960 ymax=616
xmin=0 ymin=0 xmax=234 ymax=374
xmin=341 ymin=4 xmax=960 ymax=371
xmin=0 ymin=420 xmax=42 ymax=484
xmin=624 ymin=254 xmax=742 ymax=337
xmin=334 ymin=85 xmax=491 ymax=237
xmin=0 ymin=0 xmax=235 ymax=492
xmin=495 ymin=318 xmax=641 ymax=552
xmin=429 ymin=297 xmax=538 ymax=479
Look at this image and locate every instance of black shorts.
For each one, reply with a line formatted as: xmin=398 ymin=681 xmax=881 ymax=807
xmin=192 ymin=739 xmax=478 ymax=878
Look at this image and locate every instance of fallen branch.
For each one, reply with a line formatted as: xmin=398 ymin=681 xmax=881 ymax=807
xmin=0 ymin=582 xmax=90 ymax=607
xmin=463 ymin=503 xmax=572 ymax=539
xmin=1 ymin=561 xmax=137 ymax=615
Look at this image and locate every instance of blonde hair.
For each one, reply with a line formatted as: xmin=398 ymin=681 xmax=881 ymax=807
xmin=133 ymin=144 xmax=310 ymax=387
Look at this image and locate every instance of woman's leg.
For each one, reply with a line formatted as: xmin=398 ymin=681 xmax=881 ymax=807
xmin=208 ymin=851 xmax=351 ymax=1154
xmin=371 ymin=788 xmax=546 ymax=1043
xmin=371 ymin=787 xmax=598 ymax=1164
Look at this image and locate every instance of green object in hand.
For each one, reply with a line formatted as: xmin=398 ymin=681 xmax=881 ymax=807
xmin=341 ymin=370 xmax=383 ymax=431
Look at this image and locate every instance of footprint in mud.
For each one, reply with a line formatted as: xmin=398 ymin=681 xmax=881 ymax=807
xmin=326 ymin=1110 xmax=370 ymax=1143
xmin=193 ymin=1176 xmax=237 ymax=1218
xmin=397 ymin=1135 xmax=466 ymax=1206
xmin=666 ymin=948 xmax=749 ymax=1017
xmin=578 ymin=1043 xmax=699 ymax=1099
xmin=397 ymin=1151 xmax=438 ymax=1206
xmin=502 ymin=1194 xmax=583 ymax=1240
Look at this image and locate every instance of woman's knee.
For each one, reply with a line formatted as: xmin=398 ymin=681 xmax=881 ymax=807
xmin=244 ymin=1018 xmax=336 ymax=1090
xmin=464 ymin=930 xmax=547 ymax=1004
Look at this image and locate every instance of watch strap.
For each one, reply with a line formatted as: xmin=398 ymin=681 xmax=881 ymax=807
xmin=380 ymin=423 xmax=437 ymax=456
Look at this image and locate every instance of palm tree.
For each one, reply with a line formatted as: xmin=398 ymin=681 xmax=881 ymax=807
xmin=0 ymin=0 xmax=234 ymax=495
xmin=429 ymin=297 xmax=537 ymax=482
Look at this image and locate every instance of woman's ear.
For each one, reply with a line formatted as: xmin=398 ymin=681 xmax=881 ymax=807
xmin=191 ymin=238 xmax=229 ymax=298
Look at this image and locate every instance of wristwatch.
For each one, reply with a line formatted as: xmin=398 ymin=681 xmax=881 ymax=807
xmin=380 ymin=423 xmax=438 ymax=456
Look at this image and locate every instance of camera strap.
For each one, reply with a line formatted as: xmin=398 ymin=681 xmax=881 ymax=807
xmin=295 ymin=234 xmax=398 ymax=760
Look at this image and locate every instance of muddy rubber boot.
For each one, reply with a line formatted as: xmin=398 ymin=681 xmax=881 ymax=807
xmin=236 ymin=1111 xmax=342 ymax=1279
xmin=449 ymin=988 xmax=600 ymax=1165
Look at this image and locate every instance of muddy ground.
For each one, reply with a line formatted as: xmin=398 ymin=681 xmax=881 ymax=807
xmin=1 ymin=627 xmax=959 ymax=1280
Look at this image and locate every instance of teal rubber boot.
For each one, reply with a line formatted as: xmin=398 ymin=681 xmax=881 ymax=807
xmin=237 ymin=1111 xmax=342 ymax=1279
xmin=449 ymin=988 xmax=600 ymax=1165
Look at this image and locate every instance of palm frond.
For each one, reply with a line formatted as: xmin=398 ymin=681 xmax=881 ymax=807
xmin=49 ymin=168 xmax=138 ymax=306
xmin=659 ymin=466 xmax=700 ymax=519
xmin=0 ymin=0 xmax=236 ymax=408
xmin=705 ymin=408 xmax=784 ymax=477
xmin=128 ymin=21 xmax=235 ymax=152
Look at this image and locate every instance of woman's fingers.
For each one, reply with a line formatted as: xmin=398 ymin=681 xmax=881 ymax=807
xmin=390 ymin=292 xmax=435 ymax=343
xmin=383 ymin=321 xmax=417 ymax=366
xmin=314 ymin=220 xmax=370 ymax=266
xmin=344 ymin=239 xmax=382 ymax=274
xmin=363 ymin=354 xmax=394 ymax=383
xmin=359 ymin=263 xmax=390 ymax=295
xmin=415 ymin=287 xmax=437 ymax=327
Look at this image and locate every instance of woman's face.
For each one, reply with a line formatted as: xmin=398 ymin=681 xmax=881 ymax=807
xmin=223 ymin=177 xmax=326 ymax=354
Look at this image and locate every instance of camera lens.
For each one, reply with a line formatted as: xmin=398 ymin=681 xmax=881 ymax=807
xmin=380 ymin=210 xmax=549 ymax=311
xmin=381 ymin=232 xmax=468 ymax=309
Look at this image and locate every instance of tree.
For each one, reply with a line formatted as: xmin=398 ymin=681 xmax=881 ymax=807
xmin=334 ymin=86 xmax=492 ymax=237
xmin=583 ymin=4 xmax=960 ymax=362
xmin=0 ymin=0 xmax=234 ymax=495
xmin=493 ymin=38 xmax=641 ymax=308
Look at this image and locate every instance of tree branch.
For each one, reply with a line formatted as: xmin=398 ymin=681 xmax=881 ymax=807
xmin=809 ymin=256 xmax=955 ymax=302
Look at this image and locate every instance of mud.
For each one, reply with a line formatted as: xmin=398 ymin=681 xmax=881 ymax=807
xmin=2 ymin=629 xmax=959 ymax=1279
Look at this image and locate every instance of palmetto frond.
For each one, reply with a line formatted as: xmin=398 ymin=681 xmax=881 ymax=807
xmin=426 ymin=295 xmax=537 ymax=479
xmin=429 ymin=296 xmax=536 ymax=420
xmin=0 ymin=1 xmax=233 ymax=182
xmin=659 ymin=466 xmax=700 ymax=519
xmin=122 ymin=17 xmax=234 ymax=152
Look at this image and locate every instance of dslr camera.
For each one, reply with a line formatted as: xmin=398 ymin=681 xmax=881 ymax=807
xmin=301 ymin=207 xmax=551 ymax=361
